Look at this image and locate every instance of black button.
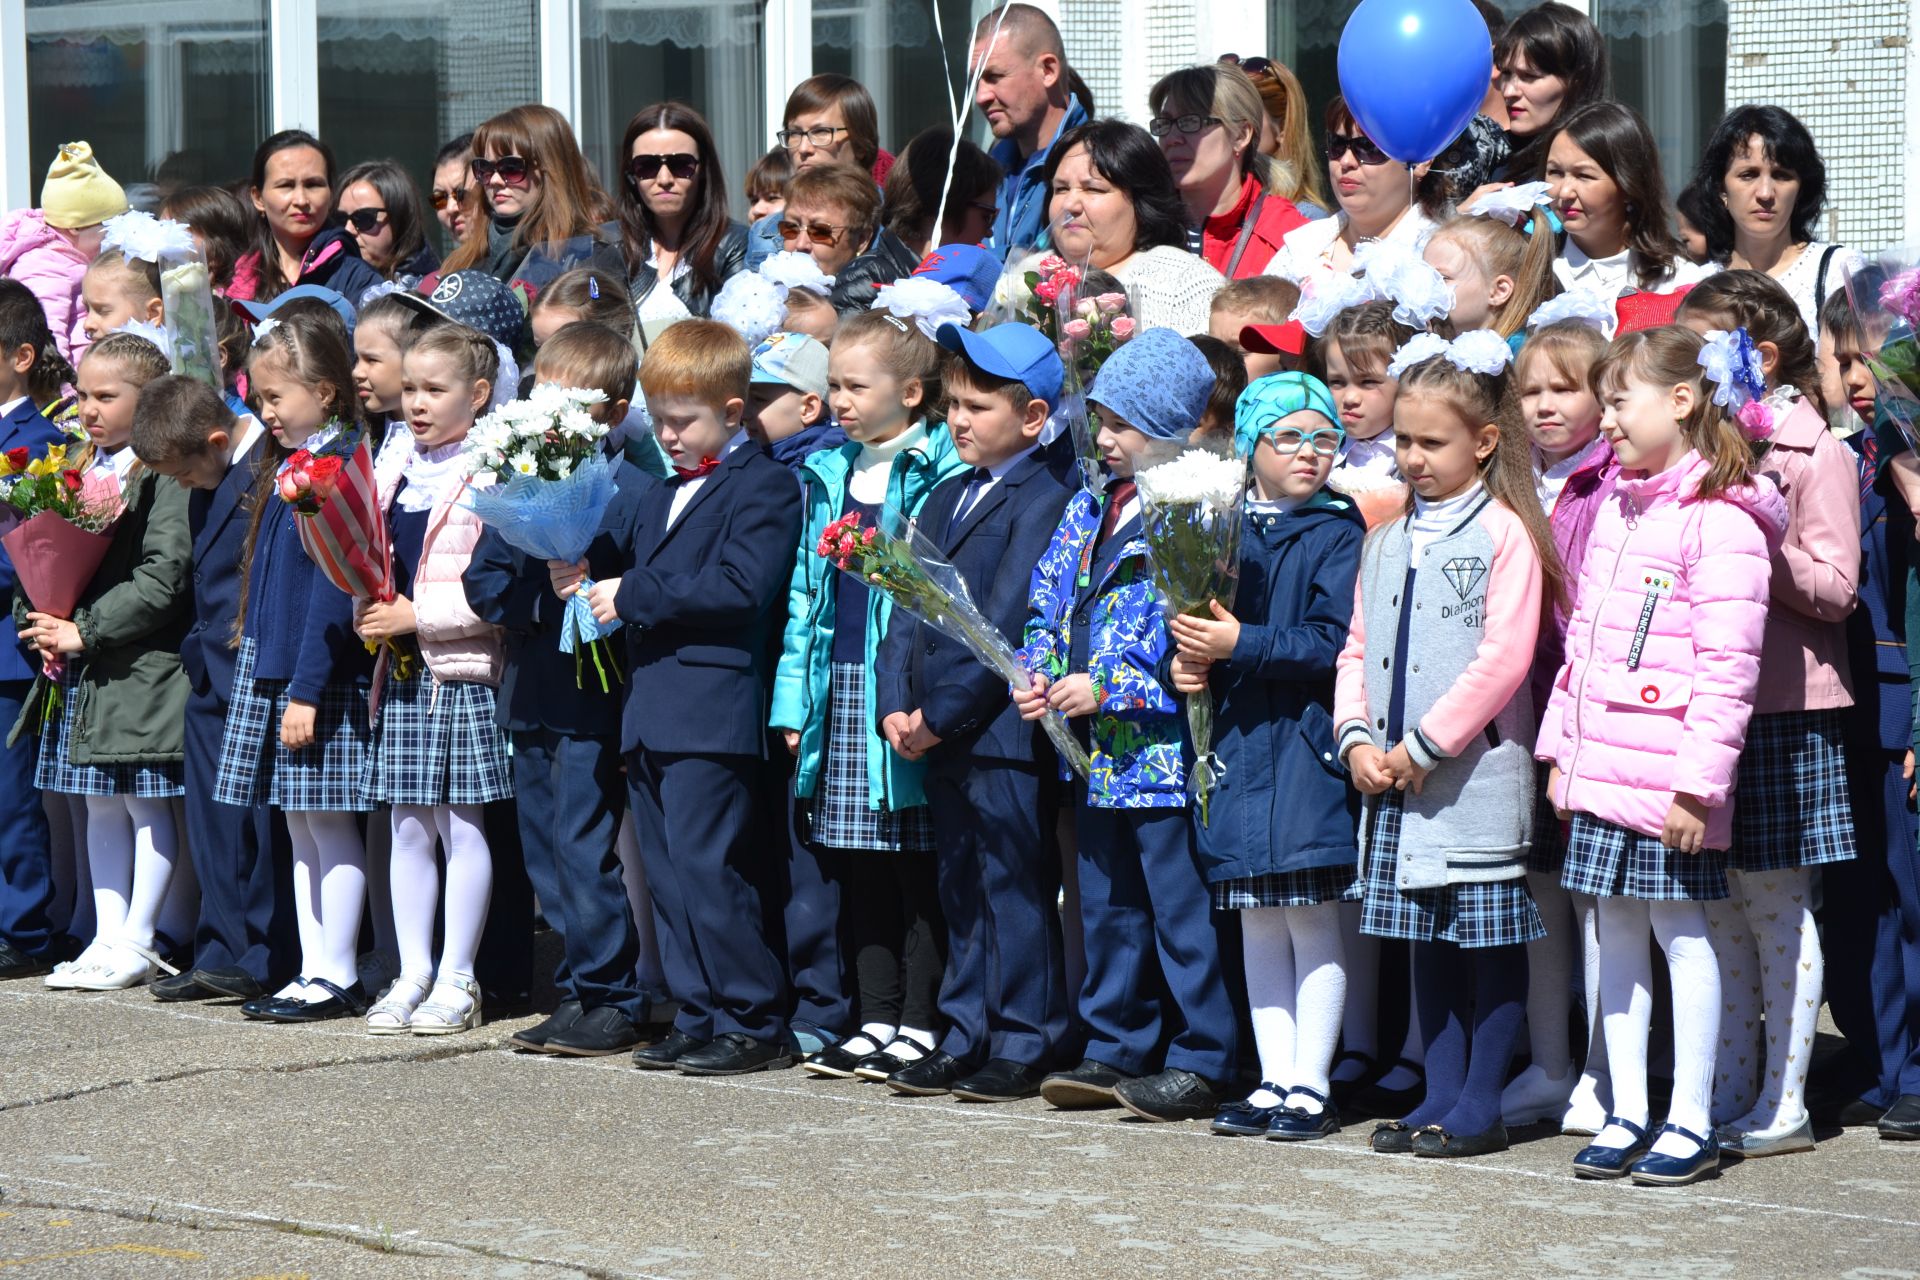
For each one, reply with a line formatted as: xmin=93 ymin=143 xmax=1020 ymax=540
xmin=1381 ymin=657 xmax=1389 ymax=669
xmin=1376 ymin=718 xmax=1386 ymax=729
xmin=924 ymin=643 xmax=936 ymax=655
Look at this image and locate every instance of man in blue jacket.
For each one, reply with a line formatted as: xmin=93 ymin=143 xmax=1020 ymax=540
xmin=973 ymin=4 xmax=1090 ymax=258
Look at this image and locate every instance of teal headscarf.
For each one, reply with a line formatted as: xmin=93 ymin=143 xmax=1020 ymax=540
xmin=1233 ymin=371 xmax=1341 ymax=459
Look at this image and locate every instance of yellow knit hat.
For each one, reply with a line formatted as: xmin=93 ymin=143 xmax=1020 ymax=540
xmin=42 ymin=142 xmax=129 ymax=230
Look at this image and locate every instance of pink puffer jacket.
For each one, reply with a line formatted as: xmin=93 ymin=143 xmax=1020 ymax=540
xmin=0 ymin=209 xmax=89 ymax=363
xmin=1539 ymin=450 xmax=1787 ymax=848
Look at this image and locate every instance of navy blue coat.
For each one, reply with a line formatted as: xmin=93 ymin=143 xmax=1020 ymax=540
xmin=0 ymin=400 xmax=67 ymax=683
xmin=877 ymin=453 xmax=1075 ymax=761
xmin=244 ymin=503 xmax=367 ymax=700
xmin=611 ymin=445 xmax=801 ymax=757
xmin=1197 ymin=493 xmax=1365 ymax=882
xmin=182 ymin=431 xmax=274 ymax=702
xmin=463 ymin=457 xmax=656 ymax=737
xmin=1845 ymin=424 xmax=1915 ymax=754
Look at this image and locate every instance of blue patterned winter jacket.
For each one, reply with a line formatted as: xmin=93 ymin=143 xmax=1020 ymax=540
xmin=1018 ymin=488 xmax=1186 ymax=809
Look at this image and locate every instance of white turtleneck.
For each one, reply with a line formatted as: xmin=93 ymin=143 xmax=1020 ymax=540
xmin=1410 ymin=479 xmax=1484 ymax=554
xmin=847 ymin=422 xmax=928 ymax=505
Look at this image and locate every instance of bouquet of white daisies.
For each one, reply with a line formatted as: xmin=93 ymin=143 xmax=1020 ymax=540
xmin=462 ymin=385 xmax=623 ymax=688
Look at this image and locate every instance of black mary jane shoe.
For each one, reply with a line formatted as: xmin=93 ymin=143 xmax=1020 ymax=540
xmin=247 ymin=977 xmax=369 ymax=1023
xmin=1211 ymin=1084 xmax=1288 ymax=1136
xmin=242 ymin=979 xmax=308 ymax=1021
xmin=801 ymin=1041 xmax=870 ymax=1079
xmin=1369 ymin=1120 xmax=1415 ymax=1154
xmin=853 ymin=1045 xmax=919 ymax=1083
xmin=1266 ymin=1088 xmax=1342 ymax=1142
xmin=1412 ymin=1120 xmax=1509 ymax=1158
xmin=1571 ymin=1116 xmax=1652 ymax=1179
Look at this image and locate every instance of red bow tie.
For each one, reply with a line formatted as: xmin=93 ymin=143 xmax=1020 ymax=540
xmin=671 ymin=455 xmax=721 ymax=483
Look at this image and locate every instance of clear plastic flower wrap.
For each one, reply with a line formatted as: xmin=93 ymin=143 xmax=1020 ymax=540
xmin=1843 ymin=248 xmax=1920 ymax=450
xmin=102 ymin=210 xmax=220 ymax=388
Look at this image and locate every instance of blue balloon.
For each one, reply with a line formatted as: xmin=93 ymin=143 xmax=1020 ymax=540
xmin=1337 ymin=0 xmax=1495 ymax=165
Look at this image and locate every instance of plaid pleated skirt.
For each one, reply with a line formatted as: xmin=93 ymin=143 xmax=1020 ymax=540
xmin=1728 ymin=709 xmax=1857 ymax=872
xmin=1527 ymin=767 xmax=1568 ymax=874
xmin=1213 ymin=864 xmax=1357 ymax=911
xmin=807 ymin=661 xmax=935 ymax=854
xmin=1561 ymin=812 xmax=1729 ymax=901
xmin=214 ymin=638 xmax=373 ymax=812
xmin=33 ymin=663 xmax=183 ymax=798
xmin=1354 ymin=791 xmax=1544 ymax=947
xmin=359 ymin=670 xmax=512 ymax=807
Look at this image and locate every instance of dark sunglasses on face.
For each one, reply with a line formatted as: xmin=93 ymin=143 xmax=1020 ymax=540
xmin=1325 ymin=133 xmax=1390 ymax=166
xmin=429 ymin=186 xmax=468 ymax=210
xmin=342 ymin=207 xmax=388 ymax=233
xmin=627 ymin=152 xmax=700 ymax=182
xmin=470 ymin=155 xmax=532 ymax=187
xmin=778 ymin=219 xmax=847 ymax=246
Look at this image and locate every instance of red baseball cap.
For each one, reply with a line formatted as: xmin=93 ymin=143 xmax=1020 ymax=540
xmin=1241 ymin=322 xmax=1307 ymax=357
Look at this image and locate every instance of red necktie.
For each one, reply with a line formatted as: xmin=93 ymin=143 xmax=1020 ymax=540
xmin=671 ymin=455 xmax=721 ymax=483
xmin=1098 ymin=479 xmax=1136 ymax=544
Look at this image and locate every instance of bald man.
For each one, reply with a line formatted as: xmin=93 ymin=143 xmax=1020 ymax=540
xmin=972 ymin=4 xmax=1088 ymax=257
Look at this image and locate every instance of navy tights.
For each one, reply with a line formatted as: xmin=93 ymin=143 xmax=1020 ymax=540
xmin=1400 ymin=940 xmax=1529 ymax=1136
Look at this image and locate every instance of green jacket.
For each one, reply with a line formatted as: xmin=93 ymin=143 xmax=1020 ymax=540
xmin=769 ymin=424 xmax=966 ymax=809
xmin=11 ymin=469 xmax=191 ymax=762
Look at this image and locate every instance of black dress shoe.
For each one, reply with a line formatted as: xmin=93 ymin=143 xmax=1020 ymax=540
xmin=192 ymin=966 xmax=268 ymax=1000
xmin=249 ymin=978 xmax=369 ymax=1023
xmin=886 ymin=1050 xmax=971 ymax=1096
xmin=1412 ymin=1121 xmax=1509 ymax=1158
xmin=509 ymin=1000 xmax=584 ymax=1053
xmin=1039 ymin=1058 xmax=1134 ymax=1109
xmin=1829 ymin=1096 xmax=1890 ymax=1128
xmin=1879 ymin=1094 xmax=1920 ymax=1139
xmin=634 ymin=1029 xmax=706 ymax=1070
xmin=149 ymin=970 xmax=216 ymax=1002
xmin=0 ymin=939 xmax=49 ymax=980
xmin=1114 ymin=1069 xmax=1224 ymax=1122
xmin=676 ymin=1031 xmax=794 ymax=1076
xmin=802 ymin=1042 xmax=868 ymax=1079
xmin=546 ymin=1006 xmax=642 ymax=1057
xmin=952 ymin=1058 xmax=1049 ymax=1102
xmin=1369 ymin=1120 xmax=1415 ymax=1154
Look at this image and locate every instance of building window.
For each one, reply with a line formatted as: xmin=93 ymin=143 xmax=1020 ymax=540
xmin=24 ymin=0 xmax=270 ymax=205
xmin=1594 ymin=0 xmax=1727 ymax=195
xmin=812 ymin=0 xmax=975 ymax=160
xmin=579 ymin=0 xmax=766 ymax=218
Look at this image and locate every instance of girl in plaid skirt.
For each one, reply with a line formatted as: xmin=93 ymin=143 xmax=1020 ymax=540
xmin=218 ymin=312 xmax=373 ymax=1023
xmin=1679 ymin=278 xmax=1860 ymax=1156
xmin=1540 ymin=326 xmax=1785 ymax=1185
xmin=356 ymin=325 xmax=510 ymax=1038
xmin=1335 ymin=335 xmax=1561 ymax=1160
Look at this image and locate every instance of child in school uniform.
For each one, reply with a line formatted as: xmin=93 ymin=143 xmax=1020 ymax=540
xmin=1173 ymin=372 xmax=1365 ymax=1141
xmin=129 ymin=374 xmax=288 ymax=1003
xmin=1337 ymin=330 xmax=1558 ymax=1160
xmin=212 ymin=311 xmax=374 ymax=1022
xmin=745 ymin=332 xmax=843 ymax=471
xmin=583 ymin=318 xmax=802 ymax=1076
xmin=873 ymin=321 xmax=1076 ymax=1101
xmin=1015 ymin=327 xmax=1240 ymax=1122
xmin=1544 ymin=324 xmax=1785 ymax=1185
xmin=774 ymin=310 xmax=966 ymax=1085
xmin=466 ymin=320 xmax=661 ymax=1058
xmin=1677 ymin=274 xmax=1861 ymax=1156
xmin=0 ymin=281 xmax=83 ymax=979
xmin=356 ymin=324 xmax=512 ymax=1036
xmin=23 ymin=333 xmax=193 ymax=991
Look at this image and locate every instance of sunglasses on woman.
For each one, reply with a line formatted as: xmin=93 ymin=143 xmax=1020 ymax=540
xmin=1324 ymin=133 xmax=1391 ymax=166
xmin=470 ymin=155 xmax=532 ymax=187
xmin=627 ymin=153 xmax=700 ymax=182
xmin=429 ymin=186 xmax=468 ymax=210
xmin=342 ymin=208 xmax=388 ymax=233
xmin=778 ymin=219 xmax=848 ymax=247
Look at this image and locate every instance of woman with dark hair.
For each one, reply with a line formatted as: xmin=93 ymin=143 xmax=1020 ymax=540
xmin=617 ymin=102 xmax=748 ymax=322
xmin=230 ymin=130 xmax=381 ymax=304
xmin=1690 ymin=104 xmax=1862 ymax=343
xmin=1493 ymin=2 xmax=1610 ymax=182
xmin=430 ymin=133 xmax=477 ymax=245
xmin=879 ymin=128 xmax=1004 ymax=259
xmin=1263 ymin=97 xmax=1446 ymax=302
xmin=159 ymin=185 xmax=255 ymax=295
xmin=442 ymin=104 xmax=622 ymax=296
xmin=1150 ymin=63 xmax=1307 ymax=280
xmin=1545 ymin=101 xmax=1714 ymax=301
xmin=747 ymin=75 xmax=896 ymax=269
xmin=337 ymin=160 xmax=440 ymax=300
xmin=1044 ymin=119 xmax=1224 ymax=333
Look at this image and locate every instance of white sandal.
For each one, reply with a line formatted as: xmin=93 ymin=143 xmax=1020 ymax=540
xmin=365 ymin=973 xmax=432 ymax=1035
xmin=409 ymin=975 xmax=482 ymax=1036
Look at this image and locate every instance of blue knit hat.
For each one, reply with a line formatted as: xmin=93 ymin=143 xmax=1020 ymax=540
xmin=1086 ymin=328 xmax=1213 ymax=439
xmin=1233 ymin=371 xmax=1341 ymax=459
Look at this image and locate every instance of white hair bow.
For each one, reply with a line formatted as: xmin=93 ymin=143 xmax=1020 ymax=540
xmin=871 ymin=277 xmax=971 ymax=341
xmin=759 ymin=251 xmax=835 ymax=297
xmin=1463 ymin=182 xmax=1554 ymax=226
xmin=101 ymin=210 xmax=196 ymax=264
xmin=1527 ymin=287 xmax=1617 ymax=337
xmin=1386 ymin=329 xmax=1512 ymax=380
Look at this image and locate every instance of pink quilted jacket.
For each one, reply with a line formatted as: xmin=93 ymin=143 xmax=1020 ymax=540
xmin=1539 ymin=451 xmax=1787 ymax=848
xmin=0 ymin=209 xmax=89 ymax=363
xmin=377 ymin=473 xmax=502 ymax=687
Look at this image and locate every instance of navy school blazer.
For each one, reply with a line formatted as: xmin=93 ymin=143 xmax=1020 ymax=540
xmin=0 ymin=399 xmax=68 ymax=684
xmin=182 ymin=424 xmax=273 ymax=703
xmin=463 ymin=456 xmax=658 ymax=738
xmin=876 ymin=452 xmax=1076 ymax=762
xmin=244 ymin=504 xmax=368 ymax=700
xmin=610 ymin=444 xmax=802 ymax=757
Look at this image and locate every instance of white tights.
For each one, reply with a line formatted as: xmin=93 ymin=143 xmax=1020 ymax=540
xmin=390 ymin=804 xmax=491 ymax=990
xmin=83 ymin=795 xmax=179 ymax=951
xmin=1593 ymin=897 xmax=1719 ymax=1159
xmin=1242 ymin=903 xmax=1346 ymax=1112
xmin=283 ymin=811 xmax=367 ymax=997
xmin=1707 ymin=867 xmax=1821 ymax=1130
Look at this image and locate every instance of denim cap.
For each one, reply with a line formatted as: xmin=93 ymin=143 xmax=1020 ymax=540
xmin=1086 ymin=327 xmax=1213 ymax=439
xmin=912 ymin=244 xmax=1001 ymax=313
xmin=231 ymin=284 xmax=356 ymax=334
xmin=1233 ymin=371 xmax=1340 ymax=459
xmin=935 ymin=320 xmax=1064 ymax=412
xmin=750 ymin=331 xmax=829 ymax=400
xmin=394 ymin=270 xmax=528 ymax=348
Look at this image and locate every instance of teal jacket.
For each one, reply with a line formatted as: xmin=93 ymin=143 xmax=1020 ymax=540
xmin=770 ymin=424 xmax=966 ymax=808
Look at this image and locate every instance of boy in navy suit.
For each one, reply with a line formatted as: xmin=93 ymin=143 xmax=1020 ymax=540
xmin=466 ymin=322 xmax=660 ymax=1057
xmin=875 ymin=323 xmax=1076 ymax=1099
xmin=585 ymin=319 xmax=802 ymax=1075
xmin=129 ymin=375 xmax=287 ymax=999
xmin=0 ymin=284 xmax=74 ymax=977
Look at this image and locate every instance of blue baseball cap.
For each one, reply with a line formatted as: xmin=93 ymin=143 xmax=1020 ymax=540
xmin=913 ymin=244 xmax=1001 ymax=313
xmin=230 ymin=284 xmax=355 ymax=333
xmin=1234 ymin=371 xmax=1341 ymax=459
xmin=935 ymin=320 xmax=1064 ymax=412
xmin=1087 ymin=328 xmax=1213 ymax=440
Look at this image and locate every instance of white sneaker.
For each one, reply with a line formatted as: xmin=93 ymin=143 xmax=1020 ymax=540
xmin=1561 ymin=1072 xmax=1611 ymax=1136
xmin=1502 ymin=1063 xmax=1577 ymax=1126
